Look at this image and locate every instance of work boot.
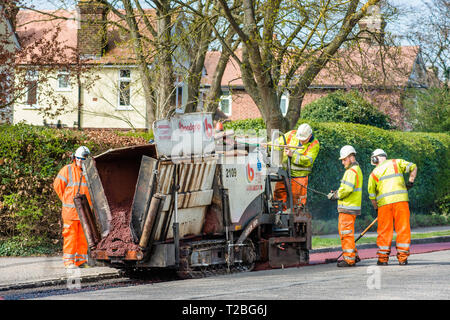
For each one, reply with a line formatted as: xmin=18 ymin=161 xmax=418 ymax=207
xmin=377 ymin=260 xmax=388 ymax=266
xmin=399 ymin=260 xmax=408 ymax=266
xmin=355 ymin=256 xmax=361 ymax=264
xmin=337 ymin=260 xmax=355 ymax=267
xmin=78 ymin=263 xmax=90 ymax=269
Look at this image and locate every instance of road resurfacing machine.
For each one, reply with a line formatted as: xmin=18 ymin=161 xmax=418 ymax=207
xmin=75 ymin=113 xmax=312 ymax=278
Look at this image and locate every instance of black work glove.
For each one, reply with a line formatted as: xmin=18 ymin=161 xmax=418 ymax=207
xmin=406 ymin=181 xmax=414 ymax=190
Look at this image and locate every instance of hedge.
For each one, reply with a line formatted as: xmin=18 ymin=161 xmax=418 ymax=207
xmin=226 ymin=118 xmax=450 ymax=220
xmin=0 ymin=124 xmax=147 ymax=247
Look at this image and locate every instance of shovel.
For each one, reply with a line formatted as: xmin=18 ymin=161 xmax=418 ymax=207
xmin=325 ymin=217 xmax=378 ymax=263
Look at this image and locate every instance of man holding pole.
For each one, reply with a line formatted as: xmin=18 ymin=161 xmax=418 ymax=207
xmin=273 ymin=123 xmax=320 ymax=208
xmin=328 ymin=145 xmax=363 ymax=267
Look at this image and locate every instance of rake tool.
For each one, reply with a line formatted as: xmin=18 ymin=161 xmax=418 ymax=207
xmin=324 ymin=217 xmax=378 ymax=263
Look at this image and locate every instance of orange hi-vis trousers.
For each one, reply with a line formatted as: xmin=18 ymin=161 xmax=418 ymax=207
xmin=62 ymin=220 xmax=88 ymax=267
xmin=377 ymin=201 xmax=411 ymax=263
xmin=338 ymin=213 xmax=358 ymax=265
xmin=274 ymin=176 xmax=308 ymax=208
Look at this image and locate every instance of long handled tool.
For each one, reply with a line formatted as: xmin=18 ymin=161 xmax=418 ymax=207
xmin=325 ymin=217 xmax=378 ymax=263
xmin=290 ymin=176 xmax=329 ymax=197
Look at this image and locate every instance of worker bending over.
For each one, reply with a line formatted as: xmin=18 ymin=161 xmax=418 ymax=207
xmin=53 ymin=146 xmax=92 ymax=269
xmin=328 ymin=145 xmax=363 ymax=267
xmin=368 ymin=149 xmax=417 ymax=266
xmin=273 ymin=123 xmax=320 ymax=208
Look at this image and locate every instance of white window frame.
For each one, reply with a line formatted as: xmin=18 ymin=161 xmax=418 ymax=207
xmin=174 ymin=75 xmax=185 ymax=112
xmin=219 ymin=92 xmax=232 ymax=116
xmin=118 ymin=69 xmax=132 ymax=110
xmin=23 ymin=69 xmax=40 ymax=109
xmin=56 ymin=69 xmax=71 ymax=92
xmin=280 ymin=92 xmax=289 ymax=117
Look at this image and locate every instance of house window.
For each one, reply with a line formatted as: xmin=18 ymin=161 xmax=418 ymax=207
xmin=280 ymin=93 xmax=289 ymax=116
xmin=57 ymin=69 xmax=71 ymax=90
xmin=25 ymin=70 xmax=39 ymax=107
xmin=118 ymin=69 xmax=131 ymax=109
xmin=219 ymin=92 xmax=232 ymax=116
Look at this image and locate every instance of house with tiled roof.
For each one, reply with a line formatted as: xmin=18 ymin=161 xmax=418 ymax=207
xmin=204 ymin=44 xmax=432 ymax=129
xmin=0 ymin=1 xmax=20 ymax=123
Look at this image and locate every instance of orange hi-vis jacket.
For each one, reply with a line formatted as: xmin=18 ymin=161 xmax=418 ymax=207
xmin=53 ymin=162 xmax=92 ymax=221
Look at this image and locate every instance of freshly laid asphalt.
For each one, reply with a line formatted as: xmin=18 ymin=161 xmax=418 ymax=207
xmin=1 ymin=226 xmax=449 ymax=293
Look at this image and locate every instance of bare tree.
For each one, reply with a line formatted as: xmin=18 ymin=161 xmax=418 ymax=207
xmin=213 ymin=0 xmax=383 ymax=133
xmin=406 ymin=0 xmax=449 ymax=86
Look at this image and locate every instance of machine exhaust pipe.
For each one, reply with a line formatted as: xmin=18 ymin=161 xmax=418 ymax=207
xmin=74 ymin=194 xmax=102 ymax=249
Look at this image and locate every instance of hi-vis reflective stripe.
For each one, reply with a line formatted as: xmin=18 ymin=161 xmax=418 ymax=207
xmin=290 ymin=163 xmax=312 ymax=171
xmin=379 ymin=173 xmax=403 ymax=181
xmin=63 ymin=224 xmax=71 ymax=228
xmin=397 ymin=249 xmax=409 ymax=253
xmin=343 ymin=249 xmax=355 ymax=253
xmin=63 ymin=203 xmax=76 ymax=208
xmin=354 ymin=188 xmax=362 ymax=192
xmin=340 ymin=230 xmax=352 ymax=235
xmin=57 ymin=175 xmax=68 ymax=183
xmin=349 ymin=168 xmax=360 ymax=188
xmin=67 ymin=182 xmax=88 ymax=187
xmin=396 ymin=243 xmax=410 ymax=248
xmin=376 ymin=190 xmax=408 ymax=201
xmin=344 ymin=256 xmax=356 ymax=261
xmin=338 ymin=204 xmax=361 ymax=211
xmin=406 ymin=163 xmax=413 ymax=172
xmin=371 ymin=172 xmax=379 ymax=183
xmin=294 ymin=153 xmax=313 ymax=165
xmin=378 ymin=246 xmax=390 ymax=251
xmin=341 ymin=180 xmax=355 ymax=188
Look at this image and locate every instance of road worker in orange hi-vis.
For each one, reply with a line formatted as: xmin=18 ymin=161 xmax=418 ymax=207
xmin=328 ymin=145 xmax=363 ymax=267
xmin=53 ymin=146 xmax=92 ymax=269
xmin=273 ymin=123 xmax=320 ymax=208
xmin=368 ymin=149 xmax=418 ymax=266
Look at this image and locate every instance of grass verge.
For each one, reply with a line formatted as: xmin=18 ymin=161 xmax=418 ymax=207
xmin=312 ymin=230 xmax=450 ymax=249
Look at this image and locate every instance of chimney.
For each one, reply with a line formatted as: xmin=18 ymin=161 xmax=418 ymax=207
xmin=77 ymin=0 xmax=108 ymax=59
xmin=358 ymin=3 xmax=386 ymax=45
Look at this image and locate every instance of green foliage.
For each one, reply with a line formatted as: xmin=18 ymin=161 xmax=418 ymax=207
xmin=223 ymin=118 xmax=266 ymax=132
xmin=404 ymin=87 xmax=450 ymax=133
xmin=0 ymin=236 xmax=60 ymax=256
xmin=301 ymin=91 xmax=393 ymax=129
xmin=0 ymin=124 xmax=148 ymax=254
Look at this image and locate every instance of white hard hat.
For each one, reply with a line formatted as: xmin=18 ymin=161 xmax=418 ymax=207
xmin=371 ymin=148 xmax=387 ymax=158
xmin=371 ymin=148 xmax=387 ymax=165
xmin=74 ymin=146 xmax=90 ymax=159
xmin=339 ymin=145 xmax=356 ymax=160
xmin=296 ymin=123 xmax=313 ymax=140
